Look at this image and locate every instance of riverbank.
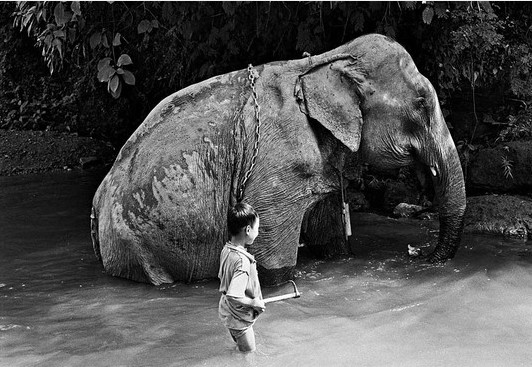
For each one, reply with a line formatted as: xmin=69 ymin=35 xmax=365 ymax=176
xmin=0 ymin=129 xmax=116 ymax=176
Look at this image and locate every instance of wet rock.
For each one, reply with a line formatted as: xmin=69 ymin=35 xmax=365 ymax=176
xmin=468 ymin=141 xmax=532 ymax=193
xmin=393 ymin=203 xmax=423 ymax=218
xmin=464 ymin=195 xmax=532 ymax=240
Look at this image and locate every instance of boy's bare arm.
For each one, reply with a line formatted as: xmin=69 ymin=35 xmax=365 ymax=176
xmin=227 ymin=295 xmax=265 ymax=313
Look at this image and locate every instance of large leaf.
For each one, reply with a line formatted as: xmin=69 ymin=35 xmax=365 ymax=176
xmin=112 ymin=33 xmax=121 ymax=46
xmin=422 ymin=6 xmax=434 ymax=25
xmin=97 ymin=65 xmax=115 ymax=82
xmin=121 ymin=70 xmax=136 ymax=85
xmin=52 ymin=38 xmax=63 ymax=59
xmin=54 ymin=3 xmax=67 ymax=26
xmin=44 ymin=34 xmax=53 ymax=47
xmin=111 ymin=79 xmax=122 ymax=99
xmin=108 ymin=74 xmax=120 ymax=93
xmin=97 ymin=57 xmax=111 ymax=71
xmin=117 ymin=54 xmax=132 ymax=66
xmin=102 ymin=34 xmax=109 ymax=48
xmin=89 ymin=32 xmax=101 ymax=49
xmin=137 ymin=19 xmax=152 ymax=34
xmin=71 ymin=1 xmax=81 ymax=16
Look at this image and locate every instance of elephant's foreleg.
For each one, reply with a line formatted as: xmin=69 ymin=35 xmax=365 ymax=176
xmin=247 ymin=202 xmax=306 ymax=286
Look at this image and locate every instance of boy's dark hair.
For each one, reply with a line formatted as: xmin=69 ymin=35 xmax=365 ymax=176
xmin=227 ymin=202 xmax=258 ymax=236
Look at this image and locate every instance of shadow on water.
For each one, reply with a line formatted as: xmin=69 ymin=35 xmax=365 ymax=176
xmin=1 ymin=171 xmax=531 ymax=367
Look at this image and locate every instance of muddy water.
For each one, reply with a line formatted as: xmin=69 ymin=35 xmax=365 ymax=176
xmin=1 ymin=171 xmax=532 ymax=367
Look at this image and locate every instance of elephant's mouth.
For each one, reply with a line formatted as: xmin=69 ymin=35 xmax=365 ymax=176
xmin=359 ymin=148 xmax=416 ymax=175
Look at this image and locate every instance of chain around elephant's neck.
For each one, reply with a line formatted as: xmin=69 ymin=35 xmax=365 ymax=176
xmin=237 ymin=64 xmax=262 ymax=202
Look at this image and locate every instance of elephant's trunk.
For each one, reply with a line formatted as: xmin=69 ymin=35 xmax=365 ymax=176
xmin=427 ymin=137 xmax=466 ymax=262
xmin=403 ymin=62 xmax=467 ymax=262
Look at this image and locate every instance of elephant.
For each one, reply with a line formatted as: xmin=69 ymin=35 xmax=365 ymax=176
xmin=91 ymin=33 xmax=466 ymax=286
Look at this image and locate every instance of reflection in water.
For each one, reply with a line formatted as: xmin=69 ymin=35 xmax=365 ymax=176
xmin=1 ymin=171 xmax=531 ymax=367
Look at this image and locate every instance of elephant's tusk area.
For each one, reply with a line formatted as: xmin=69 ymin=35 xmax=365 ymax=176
xmin=430 ymin=166 xmax=437 ymax=177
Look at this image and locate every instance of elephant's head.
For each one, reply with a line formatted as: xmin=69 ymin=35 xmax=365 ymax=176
xmin=295 ymin=34 xmax=466 ymax=262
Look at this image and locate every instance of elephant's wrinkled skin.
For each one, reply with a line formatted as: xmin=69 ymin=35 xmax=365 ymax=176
xmin=91 ymin=34 xmax=466 ymax=285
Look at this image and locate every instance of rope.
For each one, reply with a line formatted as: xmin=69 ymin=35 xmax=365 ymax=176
xmin=237 ymin=64 xmax=262 ymax=202
xmin=338 ymin=156 xmax=352 ymax=240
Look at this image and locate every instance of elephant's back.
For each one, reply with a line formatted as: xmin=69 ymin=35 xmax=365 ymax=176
xmin=99 ymin=67 xmax=254 ymax=213
xmin=117 ymin=69 xmax=251 ymax=177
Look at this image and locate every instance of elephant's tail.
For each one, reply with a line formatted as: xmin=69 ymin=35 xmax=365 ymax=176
xmin=90 ymin=206 xmax=102 ymax=263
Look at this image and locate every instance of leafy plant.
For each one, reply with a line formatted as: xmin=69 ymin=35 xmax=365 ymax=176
xmin=508 ymin=44 xmax=532 ymax=101
xmin=4 ymin=0 xmax=532 ymax=151
xmin=12 ymin=1 xmax=136 ymax=98
xmin=435 ymin=4 xmax=507 ymax=143
xmin=501 ymin=155 xmax=514 ymax=180
xmin=97 ymin=55 xmax=135 ymax=99
xmin=497 ymin=109 xmax=532 ymax=142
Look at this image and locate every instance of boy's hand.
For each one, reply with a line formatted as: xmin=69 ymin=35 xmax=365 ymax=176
xmin=252 ymin=298 xmax=266 ymax=314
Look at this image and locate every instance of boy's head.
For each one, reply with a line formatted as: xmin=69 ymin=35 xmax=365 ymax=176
xmin=227 ymin=202 xmax=259 ymax=243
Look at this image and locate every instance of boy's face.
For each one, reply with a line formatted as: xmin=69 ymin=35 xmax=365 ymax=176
xmin=245 ymin=217 xmax=260 ymax=245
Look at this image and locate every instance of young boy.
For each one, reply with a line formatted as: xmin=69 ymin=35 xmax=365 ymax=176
xmin=218 ymin=202 xmax=266 ymax=352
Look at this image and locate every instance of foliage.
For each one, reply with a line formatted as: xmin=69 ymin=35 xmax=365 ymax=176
xmin=12 ymin=1 xmax=135 ymax=99
xmin=3 ymin=1 xmax=532 ymax=149
xmin=497 ymin=108 xmax=532 ymax=142
xmin=97 ymin=55 xmax=135 ymax=99
xmin=426 ymin=2 xmax=507 ymax=96
xmin=500 ymin=154 xmax=514 ymax=180
xmin=508 ymin=45 xmax=532 ymax=99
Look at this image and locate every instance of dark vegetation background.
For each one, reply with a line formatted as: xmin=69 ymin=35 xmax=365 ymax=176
xmin=1 ymin=1 xmax=532 ymax=178
xmin=1 ymin=1 xmax=532 ymax=241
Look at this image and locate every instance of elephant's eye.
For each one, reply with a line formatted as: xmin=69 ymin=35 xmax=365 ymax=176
xmin=404 ymin=97 xmax=430 ymax=129
xmin=414 ymin=97 xmax=426 ymax=109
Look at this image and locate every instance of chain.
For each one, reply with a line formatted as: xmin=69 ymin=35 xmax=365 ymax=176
xmin=238 ymin=64 xmax=262 ymax=201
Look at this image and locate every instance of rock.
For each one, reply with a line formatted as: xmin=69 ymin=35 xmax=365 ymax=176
xmin=393 ymin=203 xmax=423 ymax=218
xmin=468 ymin=141 xmax=532 ymax=193
xmin=464 ymin=195 xmax=532 ymax=240
xmin=79 ymin=156 xmax=101 ymax=169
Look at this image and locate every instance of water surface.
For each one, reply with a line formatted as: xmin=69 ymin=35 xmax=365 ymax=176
xmin=1 ymin=171 xmax=531 ymax=366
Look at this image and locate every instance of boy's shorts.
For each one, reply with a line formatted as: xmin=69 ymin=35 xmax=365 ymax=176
xmin=229 ymin=326 xmax=253 ymax=341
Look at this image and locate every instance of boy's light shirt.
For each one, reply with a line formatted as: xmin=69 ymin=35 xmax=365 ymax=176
xmin=218 ymin=242 xmax=262 ymax=330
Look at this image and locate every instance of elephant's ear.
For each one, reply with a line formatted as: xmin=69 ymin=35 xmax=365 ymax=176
xmin=295 ymin=62 xmax=364 ymax=152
